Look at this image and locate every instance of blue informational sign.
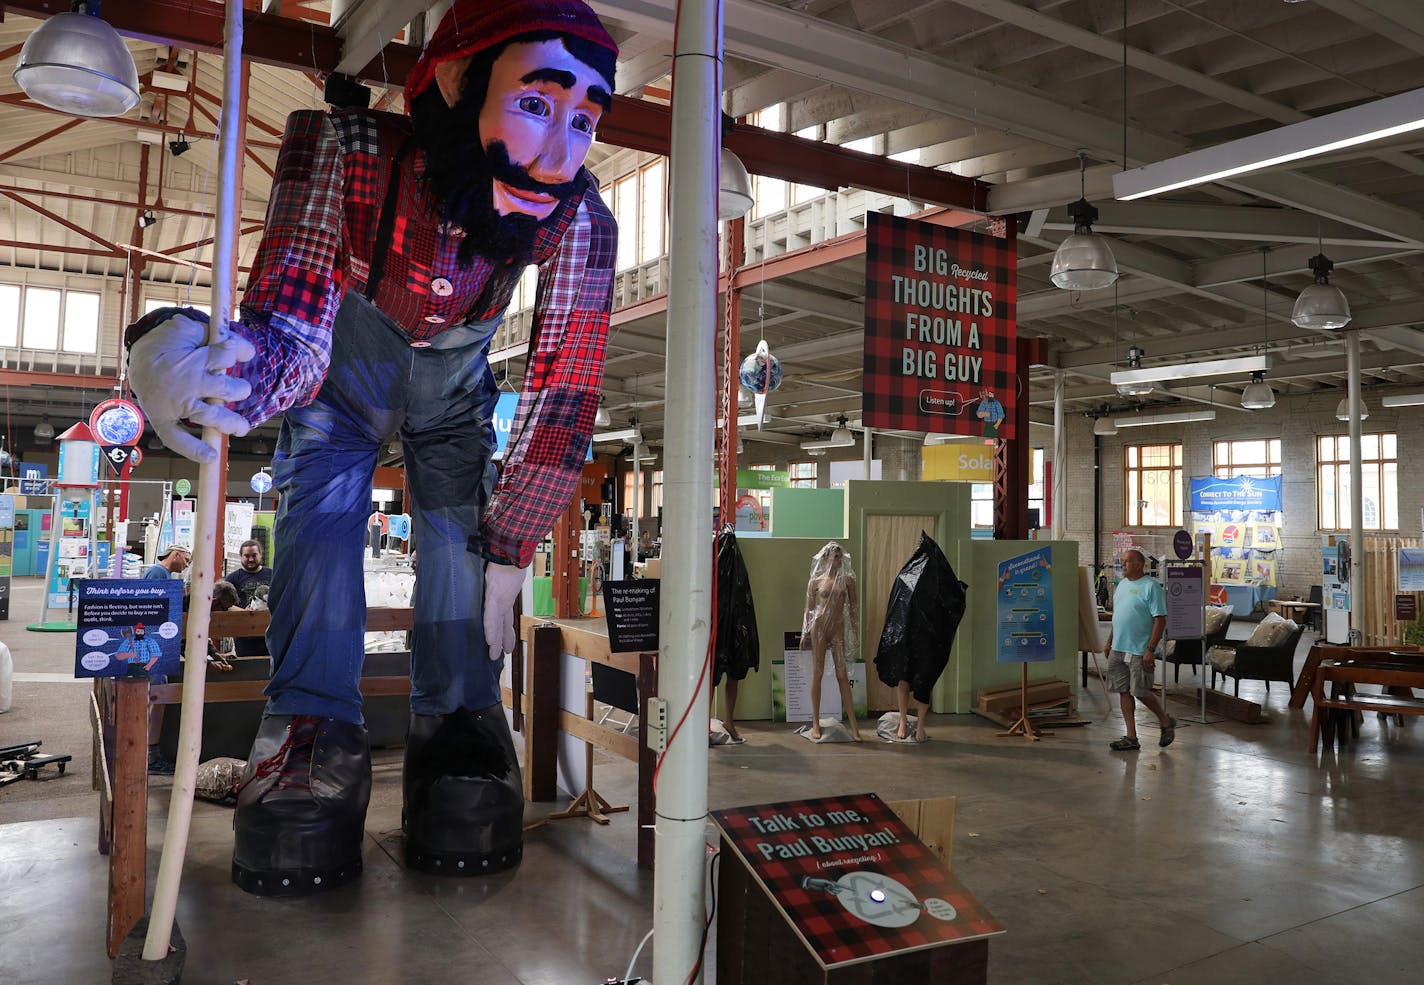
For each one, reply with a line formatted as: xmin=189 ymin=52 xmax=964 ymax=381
xmin=995 ymin=546 xmax=1056 ymax=663
xmin=1188 ymin=475 xmax=1283 ymax=513
xmin=0 ymin=494 xmax=13 ymax=527
xmin=18 ymin=461 xmax=48 ymax=496
xmin=74 ymin=578 xmax=183 ymax=678
xmin=387 ymin=513 xmax=412 ymax=540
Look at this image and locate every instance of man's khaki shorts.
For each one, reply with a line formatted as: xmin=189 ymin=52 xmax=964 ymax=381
xmin=1107 ymin=650 xmax=1153 ymax=697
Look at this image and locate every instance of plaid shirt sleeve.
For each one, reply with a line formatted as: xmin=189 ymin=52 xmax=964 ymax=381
xmin=228 ymin=110 xmax=345 ymax=426
xmin=481 ymin=192 xmax=616 ymax=567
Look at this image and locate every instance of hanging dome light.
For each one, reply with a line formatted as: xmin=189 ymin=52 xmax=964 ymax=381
xmin=1051 ymin=154 xmax=1118 ymax=291
xmin=718 ymin=147 xmax=754 ymax=221
xmin=1335 ymin=396 xmax=1369 ymax=422
xmin=1241 ymin=371 xmax=1276 ymax=410
xmin=1093 ymin=415 xmax=1118 ymax=436
xmin=1292 ymin=253 xmax=1351 ymax=329
xmin=34 ymin=416 xmax=56 ymax=443
xmin=13 ymin=6 xmax=140 ymax=118
xmin=1115 ymin=345 xmax=1154 ymax=397
xmin=594 ymin=400 xmax=611 ymax=428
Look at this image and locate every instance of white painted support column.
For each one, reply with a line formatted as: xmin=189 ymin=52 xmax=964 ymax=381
xmin=653 ymin=0 xmax=722 ymax=982
xmin=1052 ymin=370 xmax=1066 ymax=540
xmin=862 ymin=428 xmax=873 ymax=480
xmin=1347 ymin=332 xmax=1366 ymax=642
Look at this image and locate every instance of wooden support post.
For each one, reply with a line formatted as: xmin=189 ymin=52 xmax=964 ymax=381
xmin=552 ymin=497 xmax=582 ymax=619
xmin=107 ymin=678 xmax=148 ymax=959
xmin=637 ymin=650 xmax=658 ymax=870
xmin=526 ymin=625 xmax=562 ymax=802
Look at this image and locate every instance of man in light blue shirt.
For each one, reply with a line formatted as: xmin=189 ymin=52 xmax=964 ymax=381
xmin=1103 ymin=547 xmax=1176 ymax=750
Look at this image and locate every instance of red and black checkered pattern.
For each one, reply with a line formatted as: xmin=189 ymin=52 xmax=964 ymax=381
xmin=862 ymin=211 xmax=1018 ymax=439
xmin=713 ymin=792 xmax=1004 ymax=969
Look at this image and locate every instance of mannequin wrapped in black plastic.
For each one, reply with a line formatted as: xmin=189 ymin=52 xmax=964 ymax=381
xmin=714 ymin=526 xmax=760 ymax=741
xmin=874 ymin=532 xmax=968 ymax=740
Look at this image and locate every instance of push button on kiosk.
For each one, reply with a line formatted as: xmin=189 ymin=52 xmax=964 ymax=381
xmin=430 ymin=277 xmax=454 ymax=297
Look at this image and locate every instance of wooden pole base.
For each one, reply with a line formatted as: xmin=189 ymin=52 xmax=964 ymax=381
xmin=546 ymin=786 xmax=629 ymax=826
xmin=995 ymin=665 xmax=1047 ymax=741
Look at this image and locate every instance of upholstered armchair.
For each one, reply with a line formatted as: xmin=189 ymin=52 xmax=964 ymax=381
xmin=1209 ymin=615 xmax=1306 ymax=697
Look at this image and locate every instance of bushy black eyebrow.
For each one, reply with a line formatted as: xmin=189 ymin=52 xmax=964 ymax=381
xmin=520 ymin=68 xmax=613 ymax=112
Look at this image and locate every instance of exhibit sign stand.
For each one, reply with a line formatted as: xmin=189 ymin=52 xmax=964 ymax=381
xmin=1165 ymin=557 xmax=1220 ymax=724
xmin=713 ymin=792 xmax=1003 ymax=985
xmin=993 ymin=546 xmax=1055 ymax=740
xmin=29 ymin=423 xmax=101 ymax=633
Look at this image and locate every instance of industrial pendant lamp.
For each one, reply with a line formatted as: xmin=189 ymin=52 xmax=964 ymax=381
xmin=1292 ymin=250 xmax=1351 ymax=330
xmin=1335 ymin=396 xmax=1369 ymax=422
xmin=13 ymin=2 xmax=140 ymax=118
xmin=1051 ymin=153 xmax=1119 ymax=291
xmin=34 ymin=416 xmax=56 ymax=443
xmin=594 ymin=396 xmax=611 ymax=429
xmin=1242 ymin=250 xmax=1277 ymax=410
xmin=718 ymin=114 xmax=754 ymax=221
xmin=1116 ymin=346 xmax=1154 ymax=397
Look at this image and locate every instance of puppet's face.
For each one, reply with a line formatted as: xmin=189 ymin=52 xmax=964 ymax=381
xmin=476 ymin=39 xmax=609 ymax=222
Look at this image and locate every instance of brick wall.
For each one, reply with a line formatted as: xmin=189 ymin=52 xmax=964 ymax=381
xmin=1050 ymin=392 xmax=1424 ymax=600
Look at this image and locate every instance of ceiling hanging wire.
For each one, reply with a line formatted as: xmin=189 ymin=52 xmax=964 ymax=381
xmin=1242 ymin=249 xmax=1277 ymax=409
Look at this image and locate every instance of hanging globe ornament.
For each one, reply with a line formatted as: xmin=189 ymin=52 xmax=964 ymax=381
xmin=737 ymin=339 xmax=782 ymax=428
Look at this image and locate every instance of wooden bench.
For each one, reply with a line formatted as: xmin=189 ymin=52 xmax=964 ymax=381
xmin=1308 ymin=660 xmax=1424 ymax=753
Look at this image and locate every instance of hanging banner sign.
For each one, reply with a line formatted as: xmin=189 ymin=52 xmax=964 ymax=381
xmin=862 ymin=211 xmax=1017 ymax=439
xmin=1188 ymin=475 xmax=1283 ymax=513
xmin=921 ymin=443 xmax=995 ymax=482
xmin=18 ymin=462 xmax=49 ymax=496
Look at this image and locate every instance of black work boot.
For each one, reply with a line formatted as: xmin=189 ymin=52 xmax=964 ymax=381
xmin=402 ymin=704 xmax=524 ymax=876
xmin=231 ymin=714 xmax=371 ymax=897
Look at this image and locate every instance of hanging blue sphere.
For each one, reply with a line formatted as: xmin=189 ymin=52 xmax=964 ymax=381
xmin=738 ymin=347 xmax=782 ymax=394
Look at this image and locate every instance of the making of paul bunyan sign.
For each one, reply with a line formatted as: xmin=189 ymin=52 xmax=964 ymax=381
xmin=713 ymin=793 xmax=1003 ymax=969
xmin=862 ymin=211 xmax=1018 ymax=439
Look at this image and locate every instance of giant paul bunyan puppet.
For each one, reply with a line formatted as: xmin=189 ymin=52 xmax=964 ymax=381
xmin=123 ymin=0 xmax=618 ymax=896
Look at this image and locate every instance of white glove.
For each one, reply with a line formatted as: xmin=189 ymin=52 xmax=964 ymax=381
xmin=482 ymin=561 xmax=527 ymax=662
xmin=128 ymin=312 xmax=255 ymax=463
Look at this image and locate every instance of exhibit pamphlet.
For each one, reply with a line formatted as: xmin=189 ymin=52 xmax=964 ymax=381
xmin=73 ymin=578 xmax=183 ymax=678
xmin=995 ymin=546 xmax=1055 ymax=662
xmin=712 ymin=792 xmax=1004 ymax=968
xmin=602 ymin=578 xmax=659 ymax=653
xmin=772 ymin=632 xmax=867 ymax=722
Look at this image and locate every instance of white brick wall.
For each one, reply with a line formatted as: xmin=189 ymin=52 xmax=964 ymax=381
xmin=1051 ymin=392 xmax=1424 ymax=600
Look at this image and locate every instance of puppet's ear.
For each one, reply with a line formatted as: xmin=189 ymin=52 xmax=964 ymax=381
xmin=434 ymin=55 xmax=473 ymax=109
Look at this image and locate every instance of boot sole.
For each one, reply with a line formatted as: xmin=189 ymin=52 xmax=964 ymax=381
xmin=232 ymin=857 xmax=363 ymax=897
xmin=404 ymin=839 xmax=522 ymax=877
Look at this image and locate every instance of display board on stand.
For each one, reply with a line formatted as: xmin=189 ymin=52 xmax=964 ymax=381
xmin=994 ymin=546 xmax=1055 ymax=739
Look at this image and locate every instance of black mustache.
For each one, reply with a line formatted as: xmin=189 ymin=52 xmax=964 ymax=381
xmin=485 ymin=141 xmax=581 ymax=200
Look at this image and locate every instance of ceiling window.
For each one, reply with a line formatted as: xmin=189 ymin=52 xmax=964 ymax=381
xmin=62 ymin=291 xmax=101 ymax=354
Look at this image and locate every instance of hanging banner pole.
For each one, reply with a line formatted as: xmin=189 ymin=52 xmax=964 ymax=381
xmin=142 ymin=0 xmax=243 ymax=964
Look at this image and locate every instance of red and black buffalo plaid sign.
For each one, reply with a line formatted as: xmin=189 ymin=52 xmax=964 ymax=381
xmin=863 ymin=211 xmax=1018 ymax=438
xmin=712 ymin=792 xmax=1004 ymax=969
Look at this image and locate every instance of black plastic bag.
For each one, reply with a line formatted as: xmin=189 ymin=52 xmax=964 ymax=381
xmin=714 ymin=527 xmax=760 ymax=685
xmin=874 ymin=532 xmax=968 ymax=704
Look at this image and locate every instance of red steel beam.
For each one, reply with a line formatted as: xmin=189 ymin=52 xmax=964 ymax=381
xmin=1 ymin=190 xmax=124 ymax=253
xmin=0 ymin=239 xmax=121 ymax=258
xmin=0 ymin=117 xmax=84 ymax=164
xmin=0 ymin=183 xmax=266 ymax=223
xmin=0 ymin=92 xmax=284 ymax=149
xmin=4 ymin=0 xmax=989 ymax=211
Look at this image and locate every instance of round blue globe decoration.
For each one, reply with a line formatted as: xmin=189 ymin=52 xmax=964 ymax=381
xmin=738 ymin=339 xmax=782 ymax=394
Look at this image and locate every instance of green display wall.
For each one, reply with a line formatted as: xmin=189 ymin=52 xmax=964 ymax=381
xmin=769 ymin=488 xmax=844 ymax=539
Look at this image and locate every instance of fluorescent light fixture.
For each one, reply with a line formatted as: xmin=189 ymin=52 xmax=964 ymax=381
xmin=1110 ymin=353 xmax=1269 ymax=388
xmin=593 ymin=426 xmax=643 ymax=444
xmin=1113 ymin=409 xmax=1217 ymax=428
xmin=1113 ymin=87 xmax=1424 ymax=201
xmin=924 ymin=433 xmax=977 ymax=445
xmin=1381 ymin=393 xmax=1424 ymax=408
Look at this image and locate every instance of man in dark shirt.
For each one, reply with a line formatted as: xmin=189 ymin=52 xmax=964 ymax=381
xmin=226 ymin=540 xmax=272 ymax=657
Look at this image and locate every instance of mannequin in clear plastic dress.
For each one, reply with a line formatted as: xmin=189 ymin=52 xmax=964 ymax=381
xmin=800 ymin=542 xmax=862 ymax=741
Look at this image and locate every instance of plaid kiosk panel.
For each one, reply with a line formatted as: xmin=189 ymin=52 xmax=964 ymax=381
xmin=862 ymin=211 xmax=1018 ymax=438
xmin=713 ymin=792 xmax=1004 ymax=968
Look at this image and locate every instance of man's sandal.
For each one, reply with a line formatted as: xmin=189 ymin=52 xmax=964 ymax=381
xmin=1109 ymin=736 xmax=1141 ymax=751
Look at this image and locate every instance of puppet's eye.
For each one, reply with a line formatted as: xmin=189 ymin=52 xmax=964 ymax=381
xmin=571 ymin=114 xmax=595 ymax=134
xmin=518 ymin=95 xmax=551 ymax=116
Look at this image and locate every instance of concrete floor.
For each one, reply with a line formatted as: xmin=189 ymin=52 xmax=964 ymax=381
xmin=4 ymin=577 xmax=1424 ymax=984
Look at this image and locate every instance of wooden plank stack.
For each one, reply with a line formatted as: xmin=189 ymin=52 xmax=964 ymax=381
xmin=973 ymin=677 xmax=1080 ymax=728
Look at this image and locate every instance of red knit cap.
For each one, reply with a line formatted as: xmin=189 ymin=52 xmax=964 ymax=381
xmin=406 ymin=0 xmax=619 ymax=103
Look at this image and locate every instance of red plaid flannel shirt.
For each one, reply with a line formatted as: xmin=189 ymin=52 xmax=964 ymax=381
xmin=236 ymin=109 xmax=615 ymax=567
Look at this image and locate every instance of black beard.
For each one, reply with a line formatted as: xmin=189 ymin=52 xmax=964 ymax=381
xmin=410 ymin=89 xmax=571 ymax=268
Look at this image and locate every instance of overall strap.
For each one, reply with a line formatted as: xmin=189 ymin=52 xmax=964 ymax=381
xmin=364 ymin=137 xmax=414 ymax=301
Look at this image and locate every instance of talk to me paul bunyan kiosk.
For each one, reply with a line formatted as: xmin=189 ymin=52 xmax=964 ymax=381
xmin=528 ymin=211 xmax=1076 ymax=983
